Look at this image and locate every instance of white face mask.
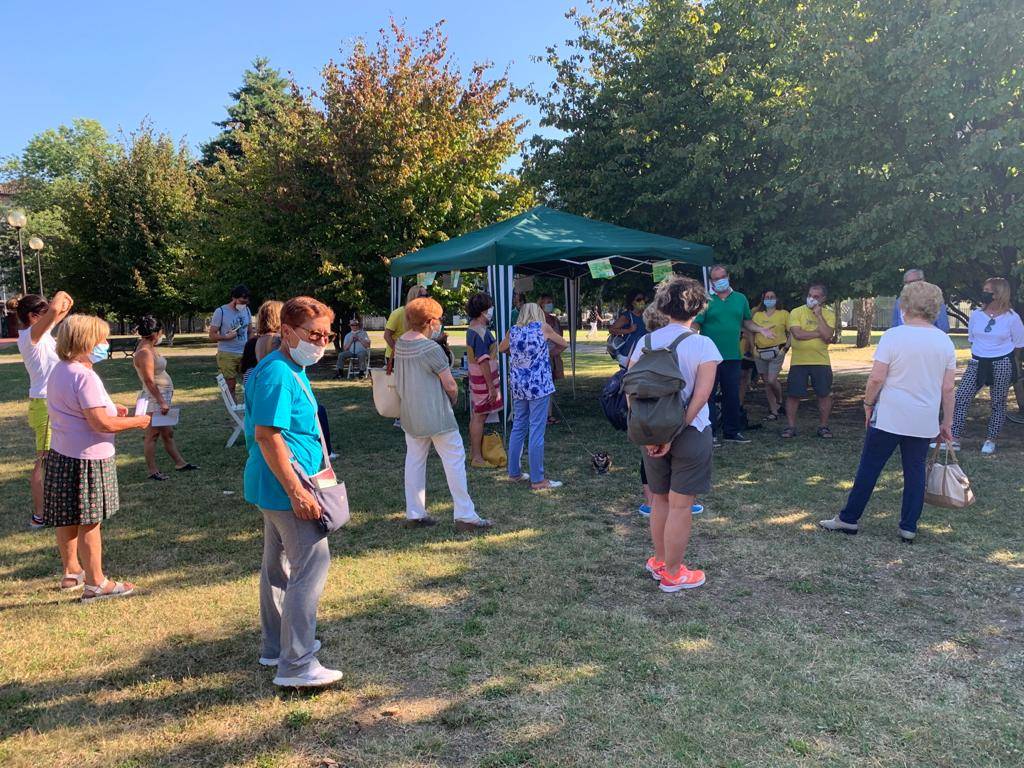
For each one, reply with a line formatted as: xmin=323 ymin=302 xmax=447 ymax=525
xmin=154 ymin=335 xmax=164 ymax=346
xmin=484 ymin=307 xmax=494 ymax=322
xmin=806 ymin=296 xmax=819 ymax=309
xmin=288 ymin=330 xmax=325 ymax=368
xmin=544 ymin=303 xmax=554 ymax=313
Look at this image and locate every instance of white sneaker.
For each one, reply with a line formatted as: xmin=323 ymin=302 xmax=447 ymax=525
xmin=392 ymin=419 xmax=402 ymax=428
xmin=273 ymin=661 xmax=343 ymax=688
xmin=981 ymin=440 xmax=996 ymax=455
xmin=328 ymin=452 xmax=339 ymax=461
xmin=259 ymin=639 xmax=321 ymax=667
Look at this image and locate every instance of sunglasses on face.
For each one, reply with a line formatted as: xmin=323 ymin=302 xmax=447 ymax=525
xmin=295 ymin=326 xmax=336 ymax=344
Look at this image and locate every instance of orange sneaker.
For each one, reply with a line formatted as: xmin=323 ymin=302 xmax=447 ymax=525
xmin=644 ymin=557 xmax=665 ymax=581
xmin=658 ymin=564 xmax=706 ymax=592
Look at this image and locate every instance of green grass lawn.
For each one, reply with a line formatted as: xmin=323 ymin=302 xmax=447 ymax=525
xmin=0 ymin=342 xmax=1022 ymax=768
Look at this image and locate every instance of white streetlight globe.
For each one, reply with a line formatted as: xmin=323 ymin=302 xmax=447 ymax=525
xmin=7 ymin=209 xmax=27 ymax=228
xmin=29 ymin=236 xmax=44 ymax=251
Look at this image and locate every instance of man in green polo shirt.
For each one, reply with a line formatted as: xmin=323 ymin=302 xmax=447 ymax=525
xmin=694 ymin=265 xmax=777 ymax=443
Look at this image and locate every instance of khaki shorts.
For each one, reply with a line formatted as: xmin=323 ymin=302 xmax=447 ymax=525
xmin=642 ymin=425 xmax=713 ymax=496
xmin=754 ymin=348 xmax=786 ymax=377
xmin=216 ymin=352 xmax=243 ymax=379
xmin=28 ymin=398 xmax=51 ymax=452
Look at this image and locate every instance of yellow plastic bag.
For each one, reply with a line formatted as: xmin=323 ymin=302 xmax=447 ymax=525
xmin=481 ymin=432 xmax=507 ymax=468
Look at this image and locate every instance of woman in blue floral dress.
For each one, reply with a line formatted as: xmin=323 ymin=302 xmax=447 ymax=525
xmin=499 ymin=303 xmax=568 ymax=490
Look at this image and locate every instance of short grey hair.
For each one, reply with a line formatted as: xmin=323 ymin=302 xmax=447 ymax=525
xmin=904 ymin=268 xmax=925 ymax=282
xmin=709 ymin=264 xmax=729 ymax=278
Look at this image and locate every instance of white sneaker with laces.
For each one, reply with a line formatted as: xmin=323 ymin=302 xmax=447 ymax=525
xmin=981 ymin=440 xmax=996 ymax=455
xmin=273 ymin=661 xmax=343 ymax=688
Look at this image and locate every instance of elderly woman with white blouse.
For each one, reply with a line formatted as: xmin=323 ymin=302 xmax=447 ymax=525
xmin=951 ymin=276 xmax=1024 ymax=455
xmin=820 ymin=281 xmax=956 ymax=542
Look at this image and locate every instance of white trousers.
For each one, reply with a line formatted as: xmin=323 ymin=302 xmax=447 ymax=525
xmin=404 ymin=429 xmax=479 ymax=521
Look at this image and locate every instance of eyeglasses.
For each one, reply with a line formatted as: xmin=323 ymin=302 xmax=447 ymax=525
xmin=295 ymin=327 xmax=336 ymax=344
xmin=984 ymin=317 xmax=996 ymax=333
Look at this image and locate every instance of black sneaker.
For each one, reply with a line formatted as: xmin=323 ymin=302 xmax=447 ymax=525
xmin=724 ymin=433 xmax=752 ymax=444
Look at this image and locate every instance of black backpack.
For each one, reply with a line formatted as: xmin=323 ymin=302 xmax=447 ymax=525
xmin=600 ymin=367 xmax=629 ymax=431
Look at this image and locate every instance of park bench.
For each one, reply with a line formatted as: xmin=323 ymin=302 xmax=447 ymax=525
xmin=109 ymin=338 xmax=137 ymax=358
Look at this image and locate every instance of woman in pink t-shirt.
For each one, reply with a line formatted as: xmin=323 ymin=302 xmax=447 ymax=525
xmin=45 ymin=314 xmax=150 ymax=601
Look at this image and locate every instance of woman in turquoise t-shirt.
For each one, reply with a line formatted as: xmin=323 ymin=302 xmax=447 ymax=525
xmin=243 ymin=296 xmax=343 ymax=690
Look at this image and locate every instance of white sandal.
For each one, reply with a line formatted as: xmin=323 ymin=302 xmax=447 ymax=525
xmin=60 ymin=571 xmax=86 ymax=591
xmin=81 ymin=578 xmax=135 ymax=603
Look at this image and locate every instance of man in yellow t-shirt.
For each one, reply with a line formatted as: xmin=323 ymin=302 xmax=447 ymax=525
xmin=784 ymin=282 xmax=836 ymax=439
xmin=384 ymin=284 xmax=429 ymax=371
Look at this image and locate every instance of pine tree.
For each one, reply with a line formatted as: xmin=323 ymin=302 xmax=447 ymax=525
xmin=200 ymin=57 xmax=294 ymax=165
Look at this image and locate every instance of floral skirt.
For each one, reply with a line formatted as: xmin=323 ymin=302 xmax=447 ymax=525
xmin=43 ymin=450 xmax=120 ymax=527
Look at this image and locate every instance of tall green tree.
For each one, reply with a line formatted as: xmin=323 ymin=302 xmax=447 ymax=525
xmin=2 ymin=119 xmax=117 ymax=293
xmin=59 ymin=125 xmax=201 ymax=323
xmin=527 ymin=0 xmax=1024 ymax=311
xmin=199 ymin=21 xmax=531 ymax=314
xmin=200 ymin=58 xmax=295 ymax=165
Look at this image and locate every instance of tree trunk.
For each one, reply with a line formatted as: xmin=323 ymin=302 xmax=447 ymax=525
xmin=853 ymin=297 xmax=875 ymax=348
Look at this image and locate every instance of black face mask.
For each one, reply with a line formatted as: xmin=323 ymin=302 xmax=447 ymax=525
xmin=981 ymin=291 xmax=995 ymax=305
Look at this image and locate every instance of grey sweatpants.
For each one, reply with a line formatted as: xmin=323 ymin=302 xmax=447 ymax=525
xmin=259 ymin=507 xmax=330 ymax=677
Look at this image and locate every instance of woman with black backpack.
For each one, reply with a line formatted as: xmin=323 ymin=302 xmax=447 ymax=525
xmin=627 ymin=276 xmax=721 ymax=593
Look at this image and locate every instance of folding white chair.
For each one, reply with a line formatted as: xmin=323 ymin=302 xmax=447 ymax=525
xmin=216 ymin=373 xmax=246 ymax=448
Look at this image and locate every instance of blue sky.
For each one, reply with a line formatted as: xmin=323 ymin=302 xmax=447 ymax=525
xmin=3 ymin=0 xmax=579 ymax=160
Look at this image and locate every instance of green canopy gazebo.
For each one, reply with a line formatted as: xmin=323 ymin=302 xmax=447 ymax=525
xmin=388 ymin=205 xmax=714 ymax=426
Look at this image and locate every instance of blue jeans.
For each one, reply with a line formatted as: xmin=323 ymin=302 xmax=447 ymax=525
xmin=708 ymin=359 xmax=742 ymax=437
xmin=508 ymin=395 xmax=551 ymax=482
xmin=839 ymin=427 xmax=930 ymax=533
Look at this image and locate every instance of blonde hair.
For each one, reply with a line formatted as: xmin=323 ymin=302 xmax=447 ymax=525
xmin=984 ymin=277 xmax=1012 ymax=314
xmin=256 ymin=300 xmax=283 ymax=336
xmin=407 ymin=285 xmax=426 ymax=305
xmin=642 ymin=302 xmax=669 ymax=332
xmin=516 ymin=302 xmax=545 ymax=326
xmin=57 ymin=314 xmax=110 ymax=361
xmin=899 ymin=281 xmax=943 ymax=323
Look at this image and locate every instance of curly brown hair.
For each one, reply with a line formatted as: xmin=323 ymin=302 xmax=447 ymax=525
xmin=653 ymin=276 xmax=707 ymax=321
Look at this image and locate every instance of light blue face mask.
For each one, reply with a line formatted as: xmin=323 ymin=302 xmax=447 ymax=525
xmin=763 ymin=298 xmax=777 ymax=309
xmin=89 ymin=343 xmax=110 ymax=364
xmin=712 ymin=278 xmax=730 ymax=293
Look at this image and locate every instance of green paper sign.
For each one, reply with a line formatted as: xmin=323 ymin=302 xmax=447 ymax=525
xmin=588 ymin=258 xmax=615 ymax=279
xmin=418 ymin=271 xmax=436 ymax=287
xmin=652 ymin=260 xmax=675 ymax=283
xmin=451 ymin=270 xmax=461 ymax=289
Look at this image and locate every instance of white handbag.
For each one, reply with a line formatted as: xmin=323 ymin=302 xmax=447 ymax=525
xmin=370 ymin=368 xmax=401 ymax=419
xmin=924 ymin=445 xmax=975 ymax=509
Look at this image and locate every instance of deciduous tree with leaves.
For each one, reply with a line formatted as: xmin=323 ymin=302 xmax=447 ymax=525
xmin=198 ymin=21 xmax=531 ymax=316
xmin=58 ymin=125 xmax=201 ymax=327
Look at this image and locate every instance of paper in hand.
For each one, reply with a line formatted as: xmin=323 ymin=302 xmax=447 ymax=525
xmin=151 ymin=408 xmax=180 ymax=427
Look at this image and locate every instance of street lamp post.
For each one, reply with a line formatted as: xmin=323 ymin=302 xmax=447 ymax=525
xmin=28 ymin=236 xmax=44 ymax=295
xmin=6 ymin=209 xmax=27 ymax=295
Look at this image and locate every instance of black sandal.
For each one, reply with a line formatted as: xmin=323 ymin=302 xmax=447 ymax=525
xmin=781 ymin=427 xmax=797 ymax=439
xmin=816 ymin=426 xmax=834 ymax=439
xmin=175 ymin=463 xmax=200 ymax=472
xmin=148 ymin=472 xmax=169 ymax=481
